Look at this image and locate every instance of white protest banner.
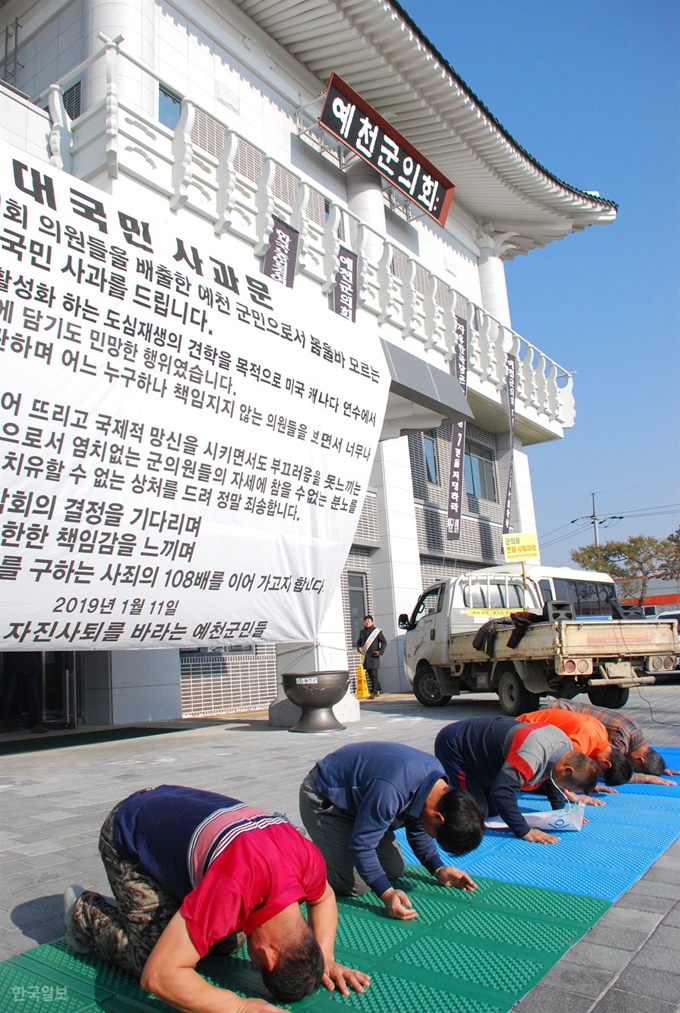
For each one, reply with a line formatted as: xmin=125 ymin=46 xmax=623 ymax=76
xmin=0 ymin=139 xmax=390 ymax=650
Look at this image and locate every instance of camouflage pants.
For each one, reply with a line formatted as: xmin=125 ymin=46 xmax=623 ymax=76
xmin=73 ymin=788 xmax=246 ymax=978
xmin=72 ymin=788 xmax=179 ymax=978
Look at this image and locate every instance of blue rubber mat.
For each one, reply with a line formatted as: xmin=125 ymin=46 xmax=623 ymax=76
xmin=396 ymin=744 xmax=680 ymax=902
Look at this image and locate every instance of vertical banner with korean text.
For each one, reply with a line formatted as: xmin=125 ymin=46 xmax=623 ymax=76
xmin=333 ymin=247 xmax=357 ymax=323
xmin=502 ymin=354 xmax=516 ymax=535
xmin=261 ymin=217 xmax=298 ymax=289
xmin=0 ymin=140 xmax=390 ymax=650
xmin=446 ymin=316 xmax=468 ymax=540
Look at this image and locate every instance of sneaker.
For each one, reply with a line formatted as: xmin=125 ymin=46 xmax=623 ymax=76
xmin=63 ymin=885 xmax=91 ymax=954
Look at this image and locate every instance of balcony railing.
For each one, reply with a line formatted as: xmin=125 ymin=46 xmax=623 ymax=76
xmin=35 ymin=37 xmax=574 ymax=430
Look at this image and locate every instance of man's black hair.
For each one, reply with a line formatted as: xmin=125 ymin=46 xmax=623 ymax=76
xmin=642 ymin=748 xmax=667 ymax=776
xmin=435 ymin=788 xmax=484 ymax=856
xmin=603 ymin=748 xmax=632 ymax=786
xmin=564 ymin=752 xmax=599 ymax=795
xmin=364 ymin=614 xmax=374 ymax=622
xmin=261 ymin=927 xmax=324 ymax=1003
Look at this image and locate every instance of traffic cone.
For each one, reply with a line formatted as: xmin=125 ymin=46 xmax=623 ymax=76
xmin=356 ymin=663 xmax=369 ymax=699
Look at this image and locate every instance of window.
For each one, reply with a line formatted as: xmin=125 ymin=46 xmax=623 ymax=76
xmin=464 ymin=441 xmax=497 ymax=501
xmin=347 ymin=572 xmax=368 ymax=645
xmin=463 ymin=580 xmax=487 ymax=609
xmin=506 ymin=582 xmax=527 ymax=609
xmin=553 ymin=579 xmax=616 ymax=617
xmin=412 ymin=586 xmax=442 ymax=624
xmin=463 ymin=577 xmax=527 ymax=609
xmin=423 ymin=430 xmax=438 ymax=484
xmin=159 ymin=85 xmax=182 ymax=130
xmin=63 ymin=81 xmax=81 ymax=120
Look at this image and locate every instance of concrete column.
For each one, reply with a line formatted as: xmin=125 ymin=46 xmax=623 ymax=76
xmin=269 ymin=584 xmax=359 ymax=726
xmin=495 ymin=433 xmax=538 ymax=540
xmin=83 ymin=0 xmax=156 ymax=116
xmin=345 ymin=159 xmax=385 ymax=262
xmin=478 ymin=234 xmax=512 ymax=329
xmin=110 ymin=648 xmax=182 ymax=724
xmin=370 ymin=437 xmax=424 ymax=691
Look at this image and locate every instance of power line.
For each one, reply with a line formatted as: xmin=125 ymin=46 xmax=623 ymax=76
xmin=538 ymin=503 xmax=679 ymax=550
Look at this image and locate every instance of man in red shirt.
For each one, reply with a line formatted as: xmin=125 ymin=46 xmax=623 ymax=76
xmin=64 ymin=785 xmax=369 ymax=1013
xmin=517 ymin=709 xmax=632 ymax=787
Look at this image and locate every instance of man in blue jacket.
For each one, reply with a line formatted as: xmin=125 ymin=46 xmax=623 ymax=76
xmin=299 ymin=742 xmax=484 ymax=921
xmin=435 ymin=717 xmax=599 ymax=844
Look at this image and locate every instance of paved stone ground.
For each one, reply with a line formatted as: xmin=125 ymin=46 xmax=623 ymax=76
xmin=1 ymin=686 xmax=680 ymax=1012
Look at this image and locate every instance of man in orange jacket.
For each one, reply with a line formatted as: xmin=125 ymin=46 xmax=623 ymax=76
xmin=517 ymin=709 xmax=632 ymax=791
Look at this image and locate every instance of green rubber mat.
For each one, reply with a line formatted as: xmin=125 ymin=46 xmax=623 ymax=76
xmin=4 ymin=872 xmax=610 ymax=1013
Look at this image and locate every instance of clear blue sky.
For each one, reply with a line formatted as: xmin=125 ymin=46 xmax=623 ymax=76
xmin=402 ymin=0 xmax=680 ymax=565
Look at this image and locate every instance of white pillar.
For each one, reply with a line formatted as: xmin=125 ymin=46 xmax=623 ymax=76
xmin=478 ymin=234 xmax=512 ymax=329
xmin=345 ymin=159 xmax=385 ymax=262
xmin=370 ymin=437 xmax=424 ymax=691
xmin=496 ymin=434 xmax=538 ymax=541
xmin=83 ymin=0 xmax=156 ymax=116
xmin=269 ymin=584 xmax=360 ymax=726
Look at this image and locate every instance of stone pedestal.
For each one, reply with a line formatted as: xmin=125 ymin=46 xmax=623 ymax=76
xmin=269 ymin=584 xmax=360 ymax=726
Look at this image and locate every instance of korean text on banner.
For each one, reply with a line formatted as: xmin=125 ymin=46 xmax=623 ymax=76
xmin=446 ymin=316 xmax=468 ymax=541
xmin=502 ymin=532 xmax=540 ymax=562
xmin=502 ymin=354 xmax=516 ymax=535
xmin=0 ymin=140 xmax=390 ymax=650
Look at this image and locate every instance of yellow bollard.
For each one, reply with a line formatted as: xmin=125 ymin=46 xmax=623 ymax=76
xmin=356 ymin=663 xmax=370 ymax=699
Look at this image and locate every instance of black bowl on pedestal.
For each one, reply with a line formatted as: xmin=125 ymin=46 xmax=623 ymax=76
xmin=281 ymin=670 xmax=349 ymax=733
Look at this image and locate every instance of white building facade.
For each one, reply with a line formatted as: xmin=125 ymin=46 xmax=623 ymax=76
xmin=0 ymin=0 xmax=616 ymax=729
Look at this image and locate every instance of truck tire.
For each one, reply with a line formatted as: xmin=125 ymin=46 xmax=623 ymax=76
xmin=413 ymin=666 xmax=452 ymax=707
xmin=587 ymin=686 xmax=630 ymax=709
xmin=497 ymin=668 xmax=540 ymax=716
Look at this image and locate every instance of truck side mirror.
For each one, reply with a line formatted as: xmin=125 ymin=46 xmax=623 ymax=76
xmin=398 ymin=613 xmax=410 ymax=630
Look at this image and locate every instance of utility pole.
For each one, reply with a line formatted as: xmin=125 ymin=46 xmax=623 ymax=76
xmin=591 ymin=492 xmax=599 ymax=547
xmin=573 ymin=493 xmax=623 ymax=546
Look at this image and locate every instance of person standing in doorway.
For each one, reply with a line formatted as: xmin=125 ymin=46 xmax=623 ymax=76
xmin=356 ymin=616 xmax=386 ymax=699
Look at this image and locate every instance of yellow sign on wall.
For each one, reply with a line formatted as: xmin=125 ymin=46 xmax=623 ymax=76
xmin=502 ymin=532 xmax=540 ymax=562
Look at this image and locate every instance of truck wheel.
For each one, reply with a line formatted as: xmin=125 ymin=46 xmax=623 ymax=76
xmin=587 ymin=686 xmax=630 ymax=709
xmin=497 ymin=669 xmax=540 ymax=716
xmin=413 ymin=666 xmax=451 ymax=707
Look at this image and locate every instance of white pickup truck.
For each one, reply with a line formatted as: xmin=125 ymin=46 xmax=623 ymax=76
xmin=398 ymin=571 xmax=680 ymax=715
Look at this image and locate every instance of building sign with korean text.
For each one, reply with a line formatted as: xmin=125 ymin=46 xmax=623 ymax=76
xmin=0 ymin=139 xmax=390 ymax=651
xmin=446 ymin=316 xmax=468 ymax=541
xmin=333 ymin=247 xmax=357 ymax=323
xmin=502 ymin=354 xmax=516 ymax=535
xmin=319 ymin=73 xmax=455 ymax=227
xmin=262 ymin=216 xmax=298 ymax=289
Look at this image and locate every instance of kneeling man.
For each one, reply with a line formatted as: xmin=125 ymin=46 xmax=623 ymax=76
xmin=435 ymin=717 xmax=599 ymax=844
xmin=517 ymin=707 xmax=632 ymax=787
xmin=65 ymin=784 xmax=369 ymax=1012
xmin=299 ymin=742 xmax=484 ymax=921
